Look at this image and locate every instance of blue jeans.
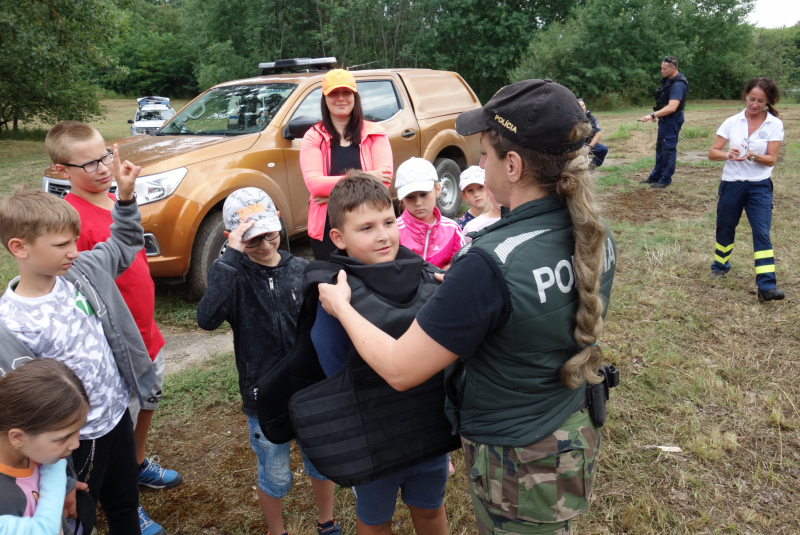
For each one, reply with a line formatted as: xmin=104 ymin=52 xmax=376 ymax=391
xmin=711 ymin=179 xmax=777 ymax=290
xmin=648 ymin=113 xmax=684 ymax=185
xmin=246 ymin=415 xmax=327 ymax=498
xmin=590 ymin=143 xmax=608 ymax=167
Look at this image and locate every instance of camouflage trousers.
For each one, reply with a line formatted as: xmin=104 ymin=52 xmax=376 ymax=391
xmin=461 ymin=409 xmax=601 ymax=535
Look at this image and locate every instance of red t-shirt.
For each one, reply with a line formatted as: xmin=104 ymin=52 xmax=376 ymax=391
xmin=65 ymin=193 xmax=164 ymax=361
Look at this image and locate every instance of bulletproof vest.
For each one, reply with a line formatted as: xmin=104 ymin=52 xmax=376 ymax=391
xmin=444 ymin=195 xmax=616 ymax=447
xmin=256 ymin=247 xmax=461 ymax=487
xmin=654 ymin=72 xmax=688 ymax=114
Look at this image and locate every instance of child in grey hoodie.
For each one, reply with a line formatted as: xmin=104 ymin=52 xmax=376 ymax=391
xmin=0 ymin=145 xmax=156 ymax=535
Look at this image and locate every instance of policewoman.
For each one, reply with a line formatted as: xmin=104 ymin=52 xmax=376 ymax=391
xmin=640 ymin=56 xmax=689 ymax=188
xmin=318 ymin=79 xmax=616 ymax=535
xmin=708 ymin=77 xmax=785 ymax=301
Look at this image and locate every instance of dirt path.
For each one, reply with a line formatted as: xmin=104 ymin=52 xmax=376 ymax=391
xmin=161 ymin=329 xmax=234 ymax=376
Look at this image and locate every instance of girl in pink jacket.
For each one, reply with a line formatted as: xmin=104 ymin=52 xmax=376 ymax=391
xmin=299 ymin=69 xmax=393 ymax=260
xmin=395 ymin=158 xmax=465 ymax=269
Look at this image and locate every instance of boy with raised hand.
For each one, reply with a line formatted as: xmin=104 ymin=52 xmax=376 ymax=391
xmin=196 ymin=188 xmax=340 ymax=535
xmin=46 ymin=121 xmax=182 ymax=509
xmin=309 ymin=173 xmax=450 ymax=535
xmin=0 ymin=145 xmax=161 ymax=535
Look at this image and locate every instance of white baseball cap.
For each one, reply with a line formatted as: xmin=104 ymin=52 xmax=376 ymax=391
xmin=395 ymin=158 xmax=438 ymax=200
xmin=223 ymin=187 xmax=281 ymax=241
xmin=459 ymin=166 xmax=485 ymax=191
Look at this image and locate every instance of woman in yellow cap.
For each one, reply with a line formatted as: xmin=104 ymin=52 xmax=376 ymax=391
xmin=300 ymin=69 xmax=394 ymax=260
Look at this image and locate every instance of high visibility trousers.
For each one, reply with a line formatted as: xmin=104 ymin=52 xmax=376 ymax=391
xmin=711 ymin=178 xmax=777 ymax=291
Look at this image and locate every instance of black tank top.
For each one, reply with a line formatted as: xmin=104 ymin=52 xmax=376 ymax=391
xmin=330 ymin=143 xmax=362 ymax=175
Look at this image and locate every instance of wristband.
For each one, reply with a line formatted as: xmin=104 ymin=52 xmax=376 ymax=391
xmin=117 ymin=192 xmax=137 ymax=206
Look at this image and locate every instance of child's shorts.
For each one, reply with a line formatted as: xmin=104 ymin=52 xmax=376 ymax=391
xmin=245 ymin=415 xmax=327 ymax=499
xmin=352 ymin=453 xmax=449 ymax=526
xmin=127 ymin=349 xmax=165 ymax=426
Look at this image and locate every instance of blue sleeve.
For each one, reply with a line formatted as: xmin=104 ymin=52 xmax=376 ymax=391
xmin=669 ymin=81 xmax=687 ymax=101
xmin=311 ymin=301 xmax=353 ymax=377
xmin=0 ymin=460 xmax=66 ymax=535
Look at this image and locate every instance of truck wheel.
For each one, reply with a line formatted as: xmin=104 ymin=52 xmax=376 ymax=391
xmin=434 ymin=158 xmax=463 ymax=219
xmin=188 ymin=211 xmax=227 ymax=298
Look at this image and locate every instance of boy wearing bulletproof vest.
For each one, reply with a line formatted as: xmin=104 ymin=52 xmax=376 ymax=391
xmin=311 ymin=173 xmax=450 ymax=535
xmin=196 ymin=188 xmax=341 ymax=535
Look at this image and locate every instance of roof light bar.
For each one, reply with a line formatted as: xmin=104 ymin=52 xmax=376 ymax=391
xmin=259 ymin=57 xmax=338 ymax=75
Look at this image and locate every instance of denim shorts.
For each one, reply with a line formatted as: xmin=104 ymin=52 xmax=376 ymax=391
xmin=245 ymin=415 xmax=326 ymax=498
xmin=352 ymin=453 xmax=449 ymax=526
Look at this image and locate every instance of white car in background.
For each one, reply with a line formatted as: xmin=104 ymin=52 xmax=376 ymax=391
xmin=128 ymin=96 xmax=176 ymax=136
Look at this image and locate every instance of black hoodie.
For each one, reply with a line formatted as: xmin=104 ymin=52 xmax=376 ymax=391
xmin=197 ymin=247 xmax=308 ymax=416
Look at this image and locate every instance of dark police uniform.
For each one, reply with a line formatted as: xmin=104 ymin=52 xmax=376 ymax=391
xmin=647 ymin=72 xmax=688 ymax=186
xmin=585 ymin=110 xmax=608 ymax=167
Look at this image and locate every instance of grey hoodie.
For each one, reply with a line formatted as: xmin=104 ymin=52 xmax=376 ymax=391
xmin=0 ymin=201 xmax=156 ymax=404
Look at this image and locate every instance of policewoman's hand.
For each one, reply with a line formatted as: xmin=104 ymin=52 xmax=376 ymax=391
xmin=318 ymin=270 xmax=352 ymax=319
xmin=640 ymin=114 xmax=653 ymax=123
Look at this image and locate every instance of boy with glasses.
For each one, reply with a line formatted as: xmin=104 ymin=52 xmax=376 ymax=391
xmin=47 ymin=121 xmax=177 ymax=535
xmin=639 ymin=55 xmax=689 ymax=189
xmin=196 ymin=188 xmax=340 ymax=535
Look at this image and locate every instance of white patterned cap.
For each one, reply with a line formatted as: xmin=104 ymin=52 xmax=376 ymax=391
xmin=395 ymin=158 xmax=438 ymax=200
xmin=223 ymin=188 xmax=281 ymax=240
xmin=459 ymin=166 xmax=485 ymax=190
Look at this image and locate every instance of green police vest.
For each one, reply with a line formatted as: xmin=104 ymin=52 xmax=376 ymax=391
xmin=448 ymin=195 xmax=616 ymax=447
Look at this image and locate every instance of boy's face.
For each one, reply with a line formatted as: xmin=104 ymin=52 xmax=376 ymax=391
xmin=13 ymin=229 xmax=80 ymax=278
xmin=330 ymin=204 xmax=399 ymax=266
xmin=243 ymin=231 xmax=281 ymax=267
xmin=402 ymin=183 xmax=441 ymax=222
xmin=54 ymin=135 xmax=113 ymax=196
xmin=461 ymin=183 xmax=487 ymax=210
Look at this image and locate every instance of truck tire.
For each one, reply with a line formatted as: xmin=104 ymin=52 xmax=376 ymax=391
xmin=188 ymin=210 xmax=227 ymax=298
xmin=434 ymin=158 xmax=463 ymax=219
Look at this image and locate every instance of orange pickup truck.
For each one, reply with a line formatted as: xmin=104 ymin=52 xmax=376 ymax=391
xmin=42 ymin=58 xmax=482 ymax=294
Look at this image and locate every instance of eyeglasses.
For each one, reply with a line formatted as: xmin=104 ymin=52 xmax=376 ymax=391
xmin=663 ymin=57 xmax=676 ymax=66
xmin=244 ymin=232 xmax=280 ymax=248
xmin=61 ymin=151 xmax=113 ymax=173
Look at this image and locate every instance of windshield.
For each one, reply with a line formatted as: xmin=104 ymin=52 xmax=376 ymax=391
xmin=160 ymin=83 xmax=296 ymax=136
xmin=136 ymin=109 xmax=175 ymax=122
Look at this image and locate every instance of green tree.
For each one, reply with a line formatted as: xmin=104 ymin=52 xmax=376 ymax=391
xmin=0 ymin=0 xmax=123 ymax=130
xmin=512 ymin=0 xmax=755 ymax=107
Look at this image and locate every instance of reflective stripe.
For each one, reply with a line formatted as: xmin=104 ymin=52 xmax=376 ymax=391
xmin=715 ymin=242 xmax=734 ymax=253
xmin=755 ymin=265 xmax=775 ymax=274
xmin=715 ymin=254 xmax=732 ymax=264
xmin=754 ymin=250 xmax=774 ymax=260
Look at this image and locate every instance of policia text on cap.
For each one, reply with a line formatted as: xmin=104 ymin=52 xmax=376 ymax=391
xmin=640 ymin=55 xmax=689 ymax=189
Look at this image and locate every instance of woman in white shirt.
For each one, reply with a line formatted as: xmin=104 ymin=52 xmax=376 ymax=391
xmin=708 ymin=77 xmax=784 ymax=301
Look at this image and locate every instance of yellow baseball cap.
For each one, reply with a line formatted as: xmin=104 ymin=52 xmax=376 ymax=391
xmin=321 ymin=69 xmax=357 ymax=96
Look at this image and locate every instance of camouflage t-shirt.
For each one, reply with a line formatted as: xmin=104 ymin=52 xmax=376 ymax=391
xmin=0 ymin=276 xmax=130 ymax=440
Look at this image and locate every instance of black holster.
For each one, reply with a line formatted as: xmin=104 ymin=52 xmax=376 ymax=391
xmin=588 ymin=365 xmax=619 ymax=428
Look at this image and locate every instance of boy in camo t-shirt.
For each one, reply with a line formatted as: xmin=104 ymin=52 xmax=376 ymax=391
xmin=0 ymin=147 xmax=157 ymax=535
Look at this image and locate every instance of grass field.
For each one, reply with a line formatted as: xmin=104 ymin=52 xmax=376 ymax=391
xmin=1 ymin=99 xmax=799 ymax=534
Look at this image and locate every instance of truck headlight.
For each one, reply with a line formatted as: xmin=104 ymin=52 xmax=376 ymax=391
xmin=134 ymin=168 xmax=187 ymax=205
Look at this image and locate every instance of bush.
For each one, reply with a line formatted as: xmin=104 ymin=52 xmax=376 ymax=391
xmin=0 ymin=128 xmax=49 ymax=141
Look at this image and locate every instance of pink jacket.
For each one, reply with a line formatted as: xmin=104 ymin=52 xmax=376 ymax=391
xmin=397 ymin=206 xmax=465 ymax=269
xmin=300 ymin=121 xmax=393 ymax=240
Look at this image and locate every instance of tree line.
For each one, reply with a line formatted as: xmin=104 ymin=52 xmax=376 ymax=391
xmin=1 ymin=0 xmax=799 ymax=132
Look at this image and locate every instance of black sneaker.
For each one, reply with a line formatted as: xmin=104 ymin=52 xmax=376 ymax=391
xmin=639 ymin=178 xmax=655 ymax=184
xmin=651 ymin=182 xmax=669 ymax=189
xmin=758 ymin=289 xmax=785 ymax=301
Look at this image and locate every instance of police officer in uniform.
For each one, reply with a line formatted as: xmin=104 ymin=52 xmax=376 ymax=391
xmin=318 ymin=79 xmax=616 ymax=535
xmin=578 ymin=98 xmax=608 ymax=167
xmin=640 ymin=56 xmax=688 ymax=189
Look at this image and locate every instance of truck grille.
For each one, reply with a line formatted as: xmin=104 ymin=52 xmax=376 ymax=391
xmin=47 ymin=183 xmax=117 ymax=198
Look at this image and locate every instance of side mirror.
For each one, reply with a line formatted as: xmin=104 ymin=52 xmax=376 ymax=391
xmin=128 ymin=119 xmax=134 ymax=124
xmin=282 ymin=116 xmax=318 ymax=140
